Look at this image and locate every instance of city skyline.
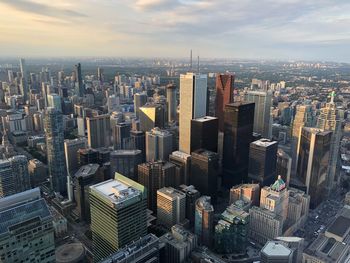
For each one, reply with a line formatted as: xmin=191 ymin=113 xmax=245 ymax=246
xmin=0 ymin=0 xmax=349 ymax=62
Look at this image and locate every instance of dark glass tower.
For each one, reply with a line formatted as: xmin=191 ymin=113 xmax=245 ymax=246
xmin=216 ymin=73 xmax=234 ymax=132
xmin=75 ymin=63 xmax=84 ymax=97
xmin=191 ymin=116 xmax=218 ymax=153
xmin=223 ymin=102 xmax=255 ymax=187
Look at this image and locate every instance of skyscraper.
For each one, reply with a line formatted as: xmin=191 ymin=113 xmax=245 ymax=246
xmin=276 ymin=149 xmax=292 ymax=186
xmin=166 ymin=84 xmax=177 ymax=123
xmin=244 ymin=90 xmax=272 ymax=138
xmin=64 ymin=138 xmax=87 ymax=175
xmin=223 ymin=102 xmax=255 ymax=186
xmin=157 ymin=187 xmax=186 ymax=229
xmin=195 ymin=196 xmax=214 ymax=248
xmin=296 ymin=127 xmax=332 ymax=208
xmin=90 ymin=174 xmax=147 ymax=262
xmin=146 ymin=127 xmax=173 ymax=162
xmin=139 ymin=103 xmax=165 ymax=132
xmin=0 ymin=188 xmax=55 ymax=263
xmin=44 ymin=107 xmax=66 ymax=194
xmin=112 ymin=122 xmax=131 ymax=150
xmin=191 ymin=116 xmax=218 ymax=153
xmin=110 ymin=150 xmax=143 ymax=180
xmin=134 ymin=92 xmax=148 ymax=118
xmin=47 ymin=93 xmax=62 ymax=112
xmin=248 ymin=139 xmax=278 ymax=186
xmin=230 ymin=183 xmax=260 ymax=207
xmin=19 ymin=58 xmax=28 ymax=102
xmin=190 ymin=149 xmax=219 ymax=200
xmin=75 ymin=63 xmax=84 ymax=97
xmin=216 ymin=73 xmax=234 ymax=131
xmin=179 ymin=72 xmax=207 ymax=154
xmin=169 ymin=151 xmax=192 ymax=186
xmin=86 ymin=114 xmax=111 ymax=148
xmin=179 ymin=184 xmax=200 ymax=227
xmin=138 ymin=161 xmax=176 ymax=212
xmin=260 ymin=241 xmax=293 ymax=263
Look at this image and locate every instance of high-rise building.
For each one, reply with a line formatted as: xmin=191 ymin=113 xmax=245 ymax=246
xmin=179 ymin=184 xmax=200 ymax=227
xmin=130 ymin=130 xmax=146 ymax=160
xmin=28 ymin=158 xmax=48 ymax=187
xmin=296 ymin=127 xmax=332 ymax=208
xmin=275 ymin=236 xmax=304 ymax=263
xmin=78 ymin=148 xmax=98 ymax=166
xmin=244 ymin=90 xmax=272 ymax=138
xmin=64 ymin=138 xmax=87 ymax=175
xmin=97 ymin=67 xmax=104 ymax=82
xmin=216 ymin=73 xmax=234 ymax=131
xmin=47 ymin=93 xmax=62 ymax=112
xmin=44 ymin=107 xmax=66 ymax=194
xmin=191 ymin=116 xmax=218 ymax=153
xmin=139 ymin=103 xmax=165 ymax=132
xmin=214 ymin=204 xmax=249 ymax=255
xmin=260 ymin=241 xmax=293 ymax=263
xmin=157 ymin=187 xmax=186 ymax=229
xmin=166 ymin=84 xmax=177 ymax=123
xmin=90 ymin=174 xmax=147 ymax=262
xmin=75 ymin=63 xmax=84 ymax=97
xmin=134 ymin=92 xmax=148 ymax=118
xmin=230 ymin=183 xmax=260 ymax=207
xmin=223 ymin=102 xmax=255 ymax=186
xmin=160 ymin=224 xmax=198 ymax=263
xmin=110 ymin=150 xmax=142 ymax=180
xmin=190 ymin=149 xmax=219 ymax=200
xmin=169 ymin=151 xmax=192 ymax=186
xmin=19 ymin=58 xmax=28 ymax=102
xmin=179 ymin=72 xmax=207 ymax=154
xmin=195 ymin=196 xmax=214 ymax=248
xmin=316 ymin=92 xmax=343 ymax=193
xmin=74 ymin=163 xmax=99 ymax=222
xmin=276 ymin=149 xmax=292 ymax=186
xmin=138 ymin=161 xmax=176 ymax=212
xmin=0 ymin=188 xmax=55 ymax=263
xmin=86 ymin=114 xmax=111 ymax=148
xmin=112 ymin=122 xmax=131 ymax=150
xmin=146 ymin=127 xmax=173 ymax=162
xmin=248 ymin=139 xmax=278 ymax=186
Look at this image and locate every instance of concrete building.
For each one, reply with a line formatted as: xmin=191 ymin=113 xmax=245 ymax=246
xmin=64 ymin=138 xmax=87 ymax=175
xmin=139 ymin=103 xmax=165 ymax=132
xmin=190 ymin=116 xmax=218 ymax=153
xmin=134 ymin=92 xmax=148 ymax=119
xmin=261 ymin=241 xmax=293 ymax=263
xmin=230 ymin=183 xmax=260 ymax=207
xmin=276 ymin=149 xmax=292 ymax=186
xmin=86 ymin=114 xmax=111 ymax=148
xmin=0 ymin=188 xmax=55 ymax=263
xmin=179 ymin=184 xmax=200 ymax=227
xmin=179 ymin=72 xmax=207 ymax=154
xmin=110 ymin=150 xmax=142 ymax=180
xmin=166 ymin=84 xmax=177 ymax=123
xmin=28 ymin=158 xmax=48 ymax=187
xmin=157 ymin=187 xmax=186 ymax=229
xmin=47 ymin=93 xmax=62 ymax=112
xmin=90 ymin=174 xmax=147 ymax=262
xmin=195 ymin=196 xmax=214 ymax=248
xmin=169 ymin=151 xmax=192 ymax=186
xmin=146 ymin=127 xmax=173 ymax=162
xmin=112 ymin=122 xmax=131 ymax=150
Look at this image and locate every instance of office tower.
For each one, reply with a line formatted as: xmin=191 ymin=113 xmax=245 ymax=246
xmin=166 ymin=84 xmax=177 ymax=123
xmin=146 ymin=127 xmax=173 ymax=162
xmin=113 ymin=122 xmax=131 ymax=150
xmin=96 ymin=147 xmax=110 ymax=165
xmin=179 ymin=185 xmax=200 ymax=227
xmin=139 ymin=103 xmax=165 ymax=132
xmin=216 ymin=73 xmax=234 ymax=131
xmin=138 ymin=161 xmax=176 ymax=212
xmin=160 ymin=224 xmax=198 ymax=263
xmin=214 ymin=204 xmax=249 ymax=255
xmin=260 ymin=241 xmax=293 ymax=263
xmin=97 ymin=67 xmax=104 ymax=82
xmin=28 ymin=158 xmax=48 ymax=187
xmin=316 ymin=92 xmax=343 ymax=192
xmin=191 ymin=116 xmax=218 ymax=153
xmin=19 ymin=58 xmax=28 ymax=102
xmin=134 ymin=92 xmax=148 ymax=118
xmin=130 ymin=130 xmax=146 ymax=159
xmin=64 ymin=138 xmax=87 ymax=175
xmin=248 ymin=139 xmax=278 ymax=186
xmin=230 ymin=183 xmax=260 ymax=207
xmin=244 ymin=90 xmax=272 ymax=138
xmin=223 ymin=102 xmax=255 ymax=186
xmin=179 ymin=72 xmax=207 ymax=154
xmin=195 ymin=196 xmax=214 ymax=248
xmin=74 ymin=163 xmax=99 ymax=222
xmin=44 ymin=107 xmax=66 ymax=194
xmin=90 ymin=174 xmax=147 ymax=262
xmin=86 ymin=114 xmax=111 ymax=148
xmin=296 ymin=127 xmax=332 ymax=208
xmin=276 ymin=149 xmax=292 ymax=186
xmin=157 ymin=187 xmax=186 ymax=228
xmin=291 ymin=105 xmax=315 ymax=174
xmin=275 ymin=237 xmax=304 ymax=263
xmin=249 ymin=176 xmax=288 ymax=245
xmin=47 ymin=93 xmax=62 ymax=112
xmin=190 ymin=149 xmax=219 ymax=199
xmin=0 ymin=188 xmax=55 ymax=263
xmin=75 ymin=63 xmax=84 ymax=97
xmin=110 ymin=150 xmax=142 ymax=180
xmin=78 ymin=148 xmax=98 ymax=166
xmin=100 ymin=234 xmax=162 ymax=263
xmin=169 ymin=151 xmax=191 ymax=186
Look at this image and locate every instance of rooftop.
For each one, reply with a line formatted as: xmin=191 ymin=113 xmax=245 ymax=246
xmin=75 ymin=163 xmax=99 ymax=178
xmin=261 ymin=241 xmax=292 ymax=257
xmin=193 ymin=116 xmax=218 ymax=122
xmin=252 ymin=138 xmax=277 ymax=147
xmin=326 ymin=216 xmax=350 ymax=240
xmin=157 ymin=187 xmax=186 ymax=200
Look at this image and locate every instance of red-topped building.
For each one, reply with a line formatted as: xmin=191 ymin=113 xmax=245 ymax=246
xmin=216 ymin=73 xmax=235 ymax=131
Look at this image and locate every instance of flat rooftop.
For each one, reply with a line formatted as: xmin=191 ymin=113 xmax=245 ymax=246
xmin=262 ymin=241 xmax=292 ymax=257
xmin=193 ymin=116 xmax=218 ymax=122
xmin=326 ymin=216 xmax=350 ymax=239
xmin=252 ymin=138 xmax=277 ymax=147
xmin=75 ymin=163 xmax=99 ymax=178
xmin=157 ymin=187 xmax=185 ymax=200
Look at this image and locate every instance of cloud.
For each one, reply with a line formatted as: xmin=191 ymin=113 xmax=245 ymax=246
xmin=134 ymin=0 xmax=178 ymax=11
xmin=0 ymin=0 xmax=87 ymax=19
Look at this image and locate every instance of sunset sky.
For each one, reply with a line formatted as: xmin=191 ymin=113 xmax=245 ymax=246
xmin=0 ymin=0 xmax=349 ymax=61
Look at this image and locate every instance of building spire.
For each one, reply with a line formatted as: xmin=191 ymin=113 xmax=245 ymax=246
xmin=330 ymin=91 xmax=335 ymax=104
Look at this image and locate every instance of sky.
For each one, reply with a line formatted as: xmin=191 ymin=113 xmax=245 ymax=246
xmin=0 ymin=0 xmax=349 ymax=62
